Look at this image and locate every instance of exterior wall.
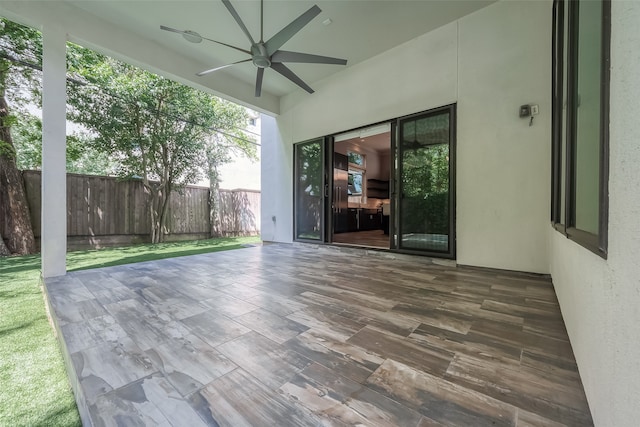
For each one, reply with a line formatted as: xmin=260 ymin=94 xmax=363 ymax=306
xmin=549 ymin=1 xmax=640 ymax=425
xmin=263 ymin=0 xmax=552 ymax=273
xmin=456 ymin=1 xmax=551 ymax=273
xmin=261 ymin=114 xmax=292 ymax=243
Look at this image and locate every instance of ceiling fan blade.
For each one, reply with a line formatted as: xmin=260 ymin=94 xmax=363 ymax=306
xmin=162 ymin=25 xmax=203 ymax=43
xmin=255 ymin=68 xmax=265 ymax=97
xmin=197 ymin=58 xmax=252 ymax=76
xmin=264 ymin=5 xmax=321 ymax=55
xmin=161 ymin=25 xmax=251 ymax=55
xmin=200 ymin=36 xmax=252 ymax=55
xmin=221 ymin=0 xmax=256 ymax=45
xmin=160 ymin=25 xmax=184 ymax=34
xmin=271 ymin=50 xmax=347 ymax=66
xmin=270 ymin=63 xmax=314 ymax=94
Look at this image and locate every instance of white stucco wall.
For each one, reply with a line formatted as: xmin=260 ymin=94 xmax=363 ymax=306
xmin=549 ymin=1 xmax=640 ymax=425
xmin=260 ymin=114 xmax=293 ymax=243
xmin=456 ymin=0 xmax=552 ymax=273
xmin=262 ymin=0 xmax=552 ymax=273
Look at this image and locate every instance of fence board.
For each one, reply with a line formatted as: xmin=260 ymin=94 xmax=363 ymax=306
xmin=2 ymin=171 xmax=260 ymax=250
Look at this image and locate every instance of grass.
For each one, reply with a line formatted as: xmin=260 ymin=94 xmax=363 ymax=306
xmin=0 ymin=236 xmax=260 ymax=426
xmin=66 ymin=236 xmax=260 ymax=271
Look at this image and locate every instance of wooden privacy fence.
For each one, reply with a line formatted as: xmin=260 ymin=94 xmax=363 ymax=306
xmin=2 ymin=170 xmax=260 ymax=250
xmin=218 ymin=189 xmax=261 ymax=237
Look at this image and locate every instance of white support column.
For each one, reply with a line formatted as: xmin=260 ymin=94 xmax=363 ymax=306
xmin=41 ymin=25 xmax=67 ymax=278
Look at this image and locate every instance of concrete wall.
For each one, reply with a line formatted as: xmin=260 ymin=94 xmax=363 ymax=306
xmin=549 ymin=1 xmax=640 ymax=425
xmin=262 ymin=0 xmax=552 ymax=273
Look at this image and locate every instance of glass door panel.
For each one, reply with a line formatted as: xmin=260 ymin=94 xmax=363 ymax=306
xmin=398 ymin=108 xmax=454 ymax=255
xmin=294 ymin=139 xmax=324 ymax=241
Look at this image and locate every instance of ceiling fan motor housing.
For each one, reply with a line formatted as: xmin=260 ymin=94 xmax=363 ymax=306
xmin=251 ymin=44 xmax=271 ymax=68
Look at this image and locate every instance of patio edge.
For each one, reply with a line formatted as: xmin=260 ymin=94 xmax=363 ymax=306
xmin=41 ymin=274 xmax=94 ymax=427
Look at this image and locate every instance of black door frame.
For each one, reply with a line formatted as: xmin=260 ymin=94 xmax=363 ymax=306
xmin=292 ymin=137 xmax=327 ymax=243
xmin=394 ymin=104 xmax=456 ymax=259
xmin=324 ymin=136 xmax=335 ymax=244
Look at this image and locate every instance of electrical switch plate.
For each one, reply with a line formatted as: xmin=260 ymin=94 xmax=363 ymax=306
xmin=531 ymin=104 xmax=539 ymax=116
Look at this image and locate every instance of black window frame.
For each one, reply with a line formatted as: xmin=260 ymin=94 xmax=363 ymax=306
xmin=551 ymin=0 xmax=610 ymax=258
xmin=292 ymin=138 xmax=326 ymax=243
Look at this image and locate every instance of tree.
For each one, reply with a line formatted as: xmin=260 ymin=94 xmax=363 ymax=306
xmin=401 ymin=116 xmax=451 ymax=235
xmin=67 ymin=46 xmax=255 ymax=242
xmin=0 ymin=18 xmax=40 ymax=255
xmin=13 ymin=112 xmax=116 ymax=175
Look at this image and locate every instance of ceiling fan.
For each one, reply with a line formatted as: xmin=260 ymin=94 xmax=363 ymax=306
xmin=161 ymin=0 xmax=347 ymax=97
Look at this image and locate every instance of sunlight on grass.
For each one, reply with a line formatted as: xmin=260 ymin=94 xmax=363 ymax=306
xmin=67 ymin=236 xmax=260 ymax=271
xmin=0 ymin=236 xmax=260 ymax=426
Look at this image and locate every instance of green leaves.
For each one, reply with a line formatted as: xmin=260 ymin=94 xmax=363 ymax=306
xmin=11 ymin=112 xmax=116 ymax=174
xmin=66 ymin=46 xmax=254 ymax=188
xmin=0 ymin=139 xmax=16 ymax=158
xmin=0 ymin=17 xmax=43 ymax=102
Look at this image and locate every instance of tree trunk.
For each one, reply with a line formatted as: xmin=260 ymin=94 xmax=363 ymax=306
xmin=0 ymin=231 xmax=11 ymax=256
xmin=208 ymin=160 xmax=221 ymax=238
xmin=157 ymin=184 xmax=171 ymax=243
xmin=149 ymin=185 xmax=161 ymax=244
xmin=0 ymin=95 xmax=36 ymax=255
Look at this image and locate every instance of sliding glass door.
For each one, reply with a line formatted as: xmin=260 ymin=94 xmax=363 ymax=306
xmin=294 ymin=139 xmax=325 ymax=241
xmin=397 ymin=106 xmax=455 ymax=257
xmin=292 ymin=106 xmax=455 ymax=257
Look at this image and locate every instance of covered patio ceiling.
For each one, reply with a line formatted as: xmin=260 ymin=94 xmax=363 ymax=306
xmin=0 ymin=0 xmax=495 ymax=114
xmin=45 ymin=244 xmax=593 ymax=426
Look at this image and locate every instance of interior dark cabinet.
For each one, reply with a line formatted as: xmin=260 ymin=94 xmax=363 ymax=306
xmin=367 ymin=179 xmax=389 ymax=199
xmin=345 ymin=208 xmax=382 ymax=231
xmin=359 ymin=209 xmax=382 ymax=231
xmin=347 ymin=208 xmax=358 ymax=231
xmin=334 ymin=152 xmax=348 ymax=170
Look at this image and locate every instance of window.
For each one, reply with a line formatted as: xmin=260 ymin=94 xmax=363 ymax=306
xmin=347 ymin=151 xmax=365 ymax=167
xmin=348 ymin=171 xmax=363 ymax=195
xmin=346 ymin=151 xmax=365 ymax=196
xmin=552 ymin=0 xmax=610 ymax=257
xmin=249 ymin=118 xmax=257 ymax=126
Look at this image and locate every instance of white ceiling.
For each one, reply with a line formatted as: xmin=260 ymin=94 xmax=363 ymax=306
xmin=1 ymin=0 xmax=496 ymax=112
xmin=345 ymin=132 xmax=391 ymax=154
xmin=335 ymin=123 xmax=390 ymax=153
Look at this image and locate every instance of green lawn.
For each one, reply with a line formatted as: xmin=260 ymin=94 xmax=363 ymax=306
xmin=0 ymin=236 xmax=260 ymax=426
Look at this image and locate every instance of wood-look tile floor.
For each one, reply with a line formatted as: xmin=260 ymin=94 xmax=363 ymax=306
xmin=45 ymin=244 xmax=593 ymax=426
xmin=332 ymin=230 xmax=390 ymax=249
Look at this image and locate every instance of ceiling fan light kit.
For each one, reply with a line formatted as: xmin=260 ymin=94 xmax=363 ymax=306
xmin=161 ymin=0 xmax=347 ymax=97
